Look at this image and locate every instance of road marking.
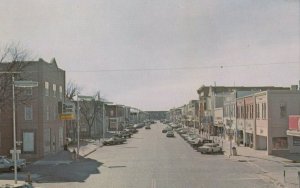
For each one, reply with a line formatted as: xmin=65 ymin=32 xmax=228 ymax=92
xmin=151 ymin=178 xmax=157 ymax=188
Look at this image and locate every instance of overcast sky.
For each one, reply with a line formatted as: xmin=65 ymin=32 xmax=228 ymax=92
xmin=0 ymin=0 xmax=299 ymax=111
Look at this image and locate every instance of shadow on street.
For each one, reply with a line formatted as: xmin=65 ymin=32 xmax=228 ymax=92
xmin=0 ymin=151 xmax=103 ymax=184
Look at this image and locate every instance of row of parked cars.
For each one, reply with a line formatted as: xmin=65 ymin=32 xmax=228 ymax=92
xmin=174 ymin=127 xmax=223 ymax=154
xmin=103 ymin=127 xmax=138 ymax=146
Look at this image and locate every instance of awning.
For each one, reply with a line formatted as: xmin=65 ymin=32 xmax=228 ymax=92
xmin=287 ymin=130 xmax=300 ymax=137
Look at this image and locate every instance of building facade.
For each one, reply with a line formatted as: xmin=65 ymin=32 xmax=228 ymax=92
xmin=0 ymin=58 xmax=66 ymax=160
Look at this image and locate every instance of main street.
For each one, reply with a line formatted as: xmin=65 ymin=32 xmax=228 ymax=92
xmin=35 ymin=122 xmax=274 ymax=188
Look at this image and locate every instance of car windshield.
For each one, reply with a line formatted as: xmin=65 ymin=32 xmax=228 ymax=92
xmin=0 ymin=1 xmax=298 ymax=188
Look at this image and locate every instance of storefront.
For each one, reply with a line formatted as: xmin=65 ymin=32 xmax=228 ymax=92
xmin=287 ymin=115 xmax=300 ymax=153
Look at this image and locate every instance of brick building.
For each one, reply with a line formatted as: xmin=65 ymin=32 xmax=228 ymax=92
xmin=0 ymin=58 xmax=65 ymax=160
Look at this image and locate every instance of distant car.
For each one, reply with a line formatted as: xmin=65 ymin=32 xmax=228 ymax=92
xmin=103 ymin=137 xmax=126 ymax=145
xmin=145 ymin=125 xmax=151 ymax=129
xmin=166 ymin=131 xmax=175 ymax=137
xmin=0 ymin=157 xmax=26 ymax=172
xmin=197 ymin=143 xmax=222 ymax=154
xmin=162 ymin=127 xmax=172 ymax=133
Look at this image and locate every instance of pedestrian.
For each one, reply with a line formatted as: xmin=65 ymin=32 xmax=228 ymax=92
xmin=72 ymin=149 xmax=76 ymax=160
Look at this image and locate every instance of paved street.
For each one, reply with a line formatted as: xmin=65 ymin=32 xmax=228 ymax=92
xmin=14 ymin=122 xmax=276 ymax=188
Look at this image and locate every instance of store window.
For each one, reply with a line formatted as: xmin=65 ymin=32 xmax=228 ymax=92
xmin=272 ymin=137 xmax=288 ymax=149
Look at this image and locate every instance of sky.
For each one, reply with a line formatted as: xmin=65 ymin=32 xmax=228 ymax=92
xmin=0 ymin=0 xmax=299 ymax=111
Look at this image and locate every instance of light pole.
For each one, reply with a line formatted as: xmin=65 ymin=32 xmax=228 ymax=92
xmin=76 ymin=94 xmax=80 ymax=160
xmin=12 ymin=77 xmax=38 ymax=184
xmin=102 ymin=101 xmax=105 ymax=140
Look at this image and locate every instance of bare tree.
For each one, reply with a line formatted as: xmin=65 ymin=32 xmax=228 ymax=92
xmin=65 ymin=80 xmax=82 ymax=101
xmin=79 ymin=93 xmax=101 ymax=138
xmin=0 ymin=42 xmax=32 ymax=111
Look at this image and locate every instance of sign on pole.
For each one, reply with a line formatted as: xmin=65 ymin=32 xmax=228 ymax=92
xmin=59 ymin=102 xmax=76 ymax=120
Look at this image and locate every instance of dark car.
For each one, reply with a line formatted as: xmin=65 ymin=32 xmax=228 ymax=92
xmin=166 ymin=131 xmax=175 ymax=137
xmin=103 ymin=137 xmax=126 ymax=145
xmin=119 ymin=130 xmax=132 ymax=138
xmin=126 ymin=127 xmax=138 ymax=134
xmin=162 ymin=127 xmax=172 ymax=133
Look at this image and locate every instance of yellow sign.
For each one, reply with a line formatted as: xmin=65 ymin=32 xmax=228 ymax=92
xmin=60 ymin=113 xmax=75 ymax=120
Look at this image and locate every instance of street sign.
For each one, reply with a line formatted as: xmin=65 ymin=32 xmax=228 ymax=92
xmin=63 ymin=103 xmax=75 ymax=114
xmin=60 ymin=113 xmax=75 ymax=120
xmin=14 ymin=80 xmax=38 ymax=88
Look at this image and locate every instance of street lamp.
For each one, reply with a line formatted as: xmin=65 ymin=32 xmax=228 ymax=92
xmin=12 ymin=76 xmax=38 ymax=184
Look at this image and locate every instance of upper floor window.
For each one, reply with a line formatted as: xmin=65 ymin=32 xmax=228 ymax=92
xmin=24 ymin=88 xmax=32 ymax=96
xmin=45 ymin=82 xmax=49 ymax=96
xmin=59 ymin=86 xmax=63 ymax=99
xmin=24 ymin=105 xmax=33 ymax=120
xmin=46 ymin=106 xmax=49 ymax=121
xmin=53 ymin=84 xmax=56 ymax=97
xmin=280 ymin=104 xmax=287 ymax=118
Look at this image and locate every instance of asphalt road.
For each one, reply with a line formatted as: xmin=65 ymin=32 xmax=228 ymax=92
xmin=35 ymin=122 xmax=275 ymax=188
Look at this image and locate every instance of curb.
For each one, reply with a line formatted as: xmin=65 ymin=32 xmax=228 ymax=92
xmin=81 ymin=144 xmax=103 ymax=158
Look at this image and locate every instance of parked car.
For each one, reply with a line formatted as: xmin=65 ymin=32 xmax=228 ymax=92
xmin=162 ymin=127 xmax=172 ymax=133
xmin=0 ymin=157 xmax=26 ymax=172
xmin=190 ymin=138 xmax=213 ymax=148
xmin=133 ymin=123 xmax=145 ymax=129
xmin=119 ymin=130 xmax=132 ymax=138
xmin=125 ymin=127 xmax=138 ymax=134
xmin=145 ymin=125 xmax=151 ymax=129
xmin=197 ymin=143 xmax=222 ymax=154
xmin=166 ymin=131 xmax=175 ymax=137
xmin=103 ymin=137 xmax=126 ymax=145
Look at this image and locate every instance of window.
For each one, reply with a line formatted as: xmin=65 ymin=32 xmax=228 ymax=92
xmin=23 ymin=132 xmax=34 ymax=152
xmin=280 ymin=104 xmax=287 ymax=118
xmin=251 ymin=105 xmax=254 ymax=119
xmin=24 ymin=106 xmax=32 ymax=120
xmin=24 ymin=88 xmax=32 ymax=95
xmin=53 ymin=84 xmax=56 ymax=97
xmin=262 ymin=103 xmax=267 ymax=119
xmin=46 ymin=106 xmax=49 ymax=121
xmin=53 ymin=105 xmax=57 ymax=120
xmin=59 ymin=86 xmax=63 ymax=99
xmin=256 ymin=104 xmax=260 ymax=119
xmin=45 ymin=82 xmax=49 ymax=96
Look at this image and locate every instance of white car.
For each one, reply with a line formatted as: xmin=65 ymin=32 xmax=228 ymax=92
xmin=197 ymin=143 xmax=222 ymax=154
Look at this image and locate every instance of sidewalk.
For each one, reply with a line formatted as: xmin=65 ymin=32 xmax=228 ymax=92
xmin=33 ymin=139 xmax=102 ymax=165
xmin=68 ymin=139 xmax=103 ymax=158
xmin=215 ymin=135 xmax=300 ymax=188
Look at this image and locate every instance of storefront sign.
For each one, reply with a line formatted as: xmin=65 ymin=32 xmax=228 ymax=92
xmin=288 ymin=115 xmax=300 ymax=130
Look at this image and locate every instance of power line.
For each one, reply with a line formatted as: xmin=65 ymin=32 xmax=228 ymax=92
xmin=64 ymin=61 xmax=299 ymax=73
